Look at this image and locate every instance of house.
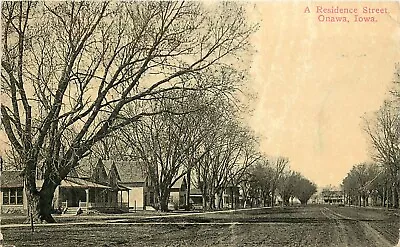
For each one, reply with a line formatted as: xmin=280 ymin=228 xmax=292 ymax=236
xmin=0 ymin=169 xmax=118 ymax=214
xmin=186 ymin=185 xmax=241 ymax=210
xmin=223 ymin=184 xmax=241 ymax=209
xmin=0 ymin=159 xmax=130 ymax=214
xmin=0 ymin=170 xmax=26 ymax=214
xmin=321 ymin=189 xmax=344 ymax=204
xmin=101 ymin=160 xmax=155 ymax=211
xmin=189 ymin=188 xmax=204 ymax=209
xmin=1 ymin=158 xmax=194 ymax=213
xmin=169 ymin=176 xmax=187 ymax=209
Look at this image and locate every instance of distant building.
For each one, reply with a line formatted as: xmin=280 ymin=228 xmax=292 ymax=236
xmin=321 ymin=189 xmax=344 ymax=204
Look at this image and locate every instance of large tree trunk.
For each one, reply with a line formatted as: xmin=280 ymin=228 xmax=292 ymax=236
xmin=185 ymin=171 xmax=191 ymax=210
xmin=209 ymin=186 xmax=216 ymax=210
xmin=202 ymin=193 xmax=207 ymax=210
xmin=215 ymin=192 xmax=223 ymax=209
xmin=26 ymin=178 xmax=58 ymax=223
xmin=24 ymin=157 xmax=57 ymax=223
xmin=219 ymin=190 xmax=224 ymax=209
xmin=392 ymin=182 xmax=399 ymax=208
xmin=160 ymin=199 xmax=168 ymax=212
xmin=159 ymin=188 xmax=170 ymax=212
xmin=38 ymin=182 xmax=58 ymax=222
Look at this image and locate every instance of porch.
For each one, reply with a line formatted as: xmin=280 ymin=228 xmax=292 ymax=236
xmin=54 ymin=177 xmax=130 ymax=213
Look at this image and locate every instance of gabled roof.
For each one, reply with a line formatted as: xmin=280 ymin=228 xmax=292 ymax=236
xmin=69 ymin=158 xmax=94 ymax=179
xmin=0 ymin=170 xmax=24 ymax=188
xmin=69 ymin=158 xmax=147 ymax=184
xmin=90 ymin=159 xmax=109 ymax=184
xmin=102 ymin=160 xmax=146 ymax=183
xmin=171 ymin=176 xmax=186 ymax=189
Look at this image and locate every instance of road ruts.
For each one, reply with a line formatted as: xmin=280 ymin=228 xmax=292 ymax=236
xmin=321 ymin=207 xmax=393 ymax=247
xmin=320 ymin=207 xmax=349 ymax=247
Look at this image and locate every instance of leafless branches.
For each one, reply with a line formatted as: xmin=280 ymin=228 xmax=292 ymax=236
xmin=0 ymin=1 xmax=256 ymax=220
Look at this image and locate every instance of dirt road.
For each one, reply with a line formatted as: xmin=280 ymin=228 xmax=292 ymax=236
xmin=2 ymin=205 xmax=399 ymax=246
xmin=320 ymin=206 xmax=396 ymax=247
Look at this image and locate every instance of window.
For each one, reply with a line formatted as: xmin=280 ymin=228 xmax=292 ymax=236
xmin=17 ymin=189 xmax=23 ymax=204
xmin=3 ymin=190 xmax=9 ymax=204
xmin=2 ymin=188 xmax=23 ymax=205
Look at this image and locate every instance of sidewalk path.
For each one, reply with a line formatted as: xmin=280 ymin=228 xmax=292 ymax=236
xmin=0 ymin=207 xmax=270 ymax=229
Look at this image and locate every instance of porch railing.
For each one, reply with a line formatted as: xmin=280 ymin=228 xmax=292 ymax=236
xmin=76 ymin=201 xmax=130 ymax=209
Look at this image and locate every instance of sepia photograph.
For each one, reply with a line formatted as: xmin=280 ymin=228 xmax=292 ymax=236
xmin=0 ymin=1 xmax=399 ymax=246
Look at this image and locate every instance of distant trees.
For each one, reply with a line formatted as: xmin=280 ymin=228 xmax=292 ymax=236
xmin=292 ymin=175 xmax=318 ymax=205
xmin=241 ymin=158 xmax=274 ymax=207
xmin=342 ymin=163 xmax=381 ymax=207
xmin=241 ymin=158 xmax=316 ymax=207
xmin=278 ymin=171 xmax=317 ymax=206
xmin=116 ymin=80 xmax=249 ymax=211
xmin=96 ymin=74 xmax=260 ymax=212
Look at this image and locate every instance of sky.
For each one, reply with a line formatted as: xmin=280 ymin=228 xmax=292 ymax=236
xmin=244 ymin=1 xmax=400 ymax=188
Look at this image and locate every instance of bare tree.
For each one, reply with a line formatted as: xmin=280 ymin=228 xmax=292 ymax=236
xmin=1 ymin=1 xmax=256 ymax=222
xmin=243 ymin=158 xmax=274 ymax=207
xmin=277 ymin=170 xmax=299 ymax=206
xmin=270 ymin=157 xmax=289 ymax=207
xmin=342 ymin=163 xmax=382 ymax=207
xmin=363 ymin=101 xmax=400 ymax=208
xmin=119 ymin=92 xmax=215 ymax=211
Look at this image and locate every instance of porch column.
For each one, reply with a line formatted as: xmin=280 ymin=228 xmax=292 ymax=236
xmin=85 ymin=189 xmax=89 ymax=209
xmin=120 ymin=191 xmax=123 ymax=208
xmin=127 ymin=190 xmax=130 ymax=208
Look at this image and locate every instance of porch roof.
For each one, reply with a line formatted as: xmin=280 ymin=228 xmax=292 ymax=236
xmin=36 ymin=177 xmax=111 ymax=189
xmin=64 ymin=177 xmax=111 ymax=189
xmin=0 ymin=170 xmax=24 ymax=188
xmin=117 ymin=184 xmax=130 ymax=191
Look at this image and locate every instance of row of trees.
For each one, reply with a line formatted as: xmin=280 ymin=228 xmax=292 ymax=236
xmin=92 ymin=108 xmax=317 ymax=211
xmin=92 ymin=89 xmax=262 ymax=212
xmin=342 ymin=65 xmax=400 ymax=208
xmin=241 ymin=157 xmax=317 ymax=207
xmin=342 ymin=163 xmax=386 ymax=207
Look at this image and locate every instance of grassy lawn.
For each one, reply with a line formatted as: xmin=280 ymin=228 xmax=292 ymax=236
xmin=0 ymin=210 xmax=178 ymax=225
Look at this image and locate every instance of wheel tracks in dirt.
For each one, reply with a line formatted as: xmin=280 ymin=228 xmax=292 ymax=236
xmin=321 ymin=207 xmax=394 ymax=247
xmin=321 ymin=207 xmax=349 ymax=247
xmin=360 ymin=221 xmax=394 ymax=247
